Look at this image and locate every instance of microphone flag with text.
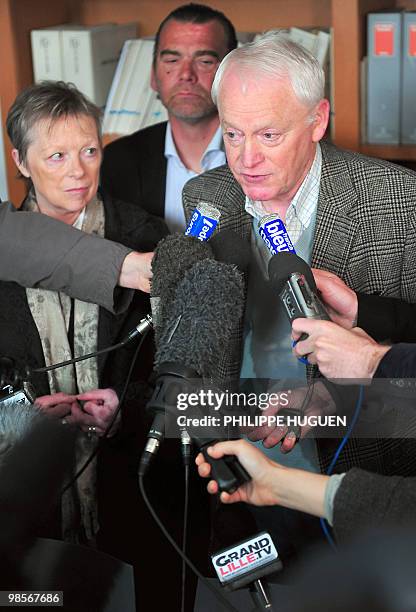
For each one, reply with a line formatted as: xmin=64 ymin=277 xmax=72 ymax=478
xmin=212 ymin=530 xmax=283 ymax=609
xmin=150 ymin=202 xmax=221 ymax=332
xmin=184 ymin=202 xmax=221 ymax=241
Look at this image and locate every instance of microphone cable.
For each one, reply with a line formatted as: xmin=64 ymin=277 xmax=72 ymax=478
xmin=18 ymin=314 xmax=152 ymax=492
xmin=319 ymin=384 xmax=364 ymax=550
xmin=138 ymin=473 xmax=239 ymax=612
xmin=61 ymin=330 xmax=147 ymax=495
xmin=32 ymin=315 xmax=152 ymax=374
xmin=285 ymin=375 xmax=364 ymax=550
xmin=181 ymin=462 xmax=190 ymax=612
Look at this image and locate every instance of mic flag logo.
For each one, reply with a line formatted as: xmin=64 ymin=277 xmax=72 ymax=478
xmin=258 ymin=214 xmax=296 ymax=256
xmin=211 ymin=532 xmax=279 ymax=584
xmin=185 ymin=202 xmax=221 ymax=241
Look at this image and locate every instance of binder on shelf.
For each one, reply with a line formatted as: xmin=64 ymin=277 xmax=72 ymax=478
xmin=360 ymin=57 xmax=368 ymax=144
xmin=401 ymin=12 xmax=416 ymax=144
xmin=31 ymin=24 xmax=73 ymax=81
xmin=103 ymin=38 xmax=168 ymax=136
xmin=145 ymin=93 xmax=168 ymax=129
xmin=288 ymin=27 xmax=330 ymax=67
xmin=31 ymin=23 xmax=137 ymax=108
xmin=61 ymin=23 xmax=137 ymax=108
xmin=117 ymin=39 xmax=154 ymax=134
xmin=103 ymin=39 xmax=142 ymax=134
xmin=367 ymin=12 xmax=402 ymax=144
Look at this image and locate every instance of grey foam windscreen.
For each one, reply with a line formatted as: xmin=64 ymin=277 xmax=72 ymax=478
xmin=150 ymin=233 xmax=214 ymax=334
xmin=155 ymin=259 xmax=245 ymax=378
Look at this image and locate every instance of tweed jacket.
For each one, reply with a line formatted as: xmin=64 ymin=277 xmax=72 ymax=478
xmin=101 ymin=122 xmax=167 ymax=219
xmin=182 ymin=141 xmax=416 ymax=476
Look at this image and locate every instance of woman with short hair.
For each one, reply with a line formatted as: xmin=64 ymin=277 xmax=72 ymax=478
xmin=1 ymin=81 xmax=168 ymax=545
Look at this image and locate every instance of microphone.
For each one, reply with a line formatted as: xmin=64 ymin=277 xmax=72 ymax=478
xmin=268 ymin=252 xmax=330 ymax=328
xmin=184 ymin=202 xmax=221 ymax=241
xmin=150 ymin=233 xmax=214 ymax=333
xmin=150 ymin=233 xmax=215 ymax=466
xmin=210 ymin=230 xmax=251 ymax=381
xmin=212 ymin=531 xmax=282 ymax=609
xmin=139 ymin=259 xmax=250 ymax=493
xmin=268 ymin=252 xmax=330 ymax=367
xmin=123 ymin=313 xmax=153 ymax=341
xmin=210 ymin=230 xmax=251 ymax=275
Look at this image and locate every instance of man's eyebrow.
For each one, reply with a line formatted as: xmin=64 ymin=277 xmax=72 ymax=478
xmin=160 ymin=49 xmax=181 ymax=57
xmin=159 ymin=49 xmax=220 ymax=59
xmin=193 ymin=50 xmax=220 ymax=59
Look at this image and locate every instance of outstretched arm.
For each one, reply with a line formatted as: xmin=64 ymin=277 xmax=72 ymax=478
xmin=0 ymin=201 xmax=154 ymax=312
xmin=196 ymin=439 xmax=328 ymax=518
xmin=292 ymin=319 xmax=390 ymax=381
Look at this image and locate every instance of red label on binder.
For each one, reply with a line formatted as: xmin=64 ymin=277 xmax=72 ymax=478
xmin=374 ymin=23 xmax=395 ymax=56
xmin=408 ymin=24 xmax=416 ymax=56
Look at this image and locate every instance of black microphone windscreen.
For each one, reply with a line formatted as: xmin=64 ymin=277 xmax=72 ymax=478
xmin=268 ymin=252 xmax=316 ymax=293
xmin=150 ymin=234 xmax=214 ymax=332
xmin=210 ymin=230 xmax=251 ymax=275
xmin=155 ymin=260 xmax=245 ymax=378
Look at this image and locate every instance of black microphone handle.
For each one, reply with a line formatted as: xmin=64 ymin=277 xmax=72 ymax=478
xmin=139 ymin=363 xmax=198 ymax=476
xmin=192 ymin=435 xmax=251 ymax=495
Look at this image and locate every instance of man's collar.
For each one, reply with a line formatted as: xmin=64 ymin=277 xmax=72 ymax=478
xmin=164 ymin=121 xmax=177 ymax=159
xmin=164 ymin=121 xmax=223 ymax=163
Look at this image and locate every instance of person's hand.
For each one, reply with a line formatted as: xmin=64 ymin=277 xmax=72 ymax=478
xmin=292 ymin=318 xmax=390 ymax=381
xmin=312 ymin=269 xmax=358 ymax=329
xmin=76 ymin=388 xmax=120 ymax=436
xmin=245 ymin=381 xmax=335 ymax=450
xmin=34 ymin=392 xmax=77 ymax=419
xmin=196 ymin=439 xmax=281 ymax=506
xmin=119 ymin=251 xmax=154 ymax=293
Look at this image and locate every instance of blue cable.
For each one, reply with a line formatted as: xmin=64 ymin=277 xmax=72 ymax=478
xmin=320 ymin=384 xmax=365 ymax=550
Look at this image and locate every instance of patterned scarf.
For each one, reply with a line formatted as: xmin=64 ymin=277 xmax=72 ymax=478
xmin=23 ymin=191 xmax=105 ymax=545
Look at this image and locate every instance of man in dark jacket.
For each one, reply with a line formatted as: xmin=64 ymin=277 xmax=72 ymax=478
xmin=101 ymin=4 xmax=237 ymax=231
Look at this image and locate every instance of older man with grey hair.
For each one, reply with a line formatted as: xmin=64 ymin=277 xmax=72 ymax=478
xmin=182 ymin=30 xmax=416 ymax=560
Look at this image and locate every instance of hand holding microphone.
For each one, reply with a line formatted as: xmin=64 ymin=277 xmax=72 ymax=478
xmin=197 ymin=439 xmax=291 ymax=507
xmin=286 ymin=265 xmax=386 ymax=379
xmin=312 ymin=268 xmax=359 ymax=329
xmin=264 ymin=243 xmax=386 ymax=379
xmin=118 ymin=251 xmax=155 ymax=293
xmin=292 ymin=319 xmax=389 ymax=381
xmin=196 ymin=438 xmax=329 ymax=520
